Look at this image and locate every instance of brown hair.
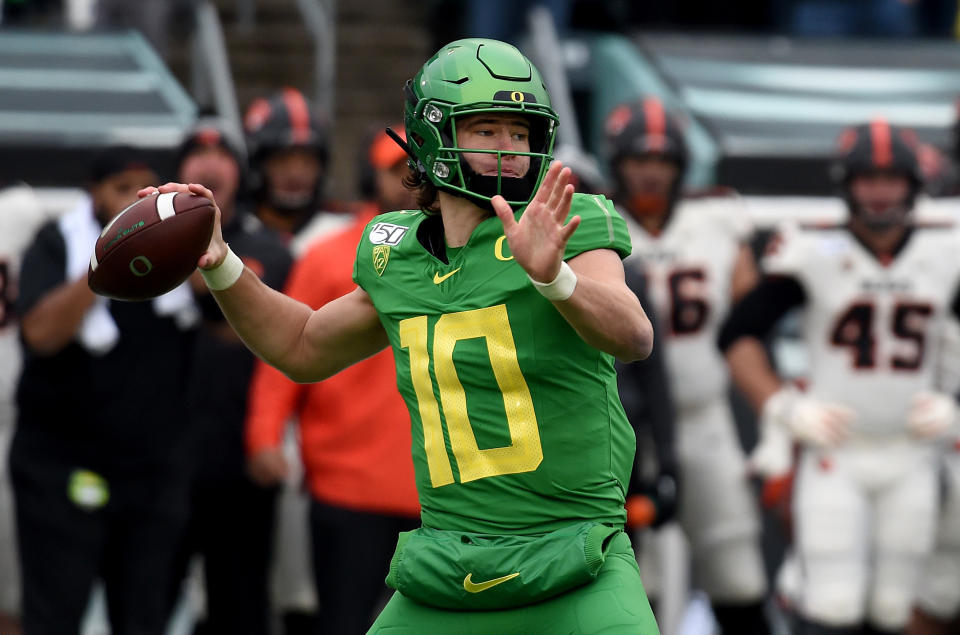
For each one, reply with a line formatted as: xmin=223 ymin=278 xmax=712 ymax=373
xmin=402 ymin=166 xmax=440 ymax=214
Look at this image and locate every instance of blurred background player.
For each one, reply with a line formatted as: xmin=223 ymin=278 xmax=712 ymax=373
xmin=244 ymin=124 xmax=419 ymax=635
xmin=719 ymin=120 xmax=960 ymax=634
xmin=606 ymin=96 xmax=770 ymax=634
xmin=244 ymin=87 xmax=349 ymax=257
xmin=171 ymin=117 xmax=293 ymax=635
xmin=0 ymin=183 xmax=46 ymax=635
xmin=243 ymin=87 xmax=350 ymax=632
xmin=907 ymin=317 xmax=960 ymax=635
xmin=10 ymin=146 xmax=200 ymax=634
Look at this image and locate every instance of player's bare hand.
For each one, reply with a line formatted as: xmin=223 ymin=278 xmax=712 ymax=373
xmin=789 ymin=398 xmax=856 ymax=447
xmin=139 ymin=182 xmax=228 ymax=270
xmin=765 ymin=387 xmax=855 ymax=447
xmin=247 ymin=447 xmax=290 ymax=487
xmin=908 ymin=391 xmax=958 ymax=439
xmin=492 ymin=161 xmax=580 ymax=283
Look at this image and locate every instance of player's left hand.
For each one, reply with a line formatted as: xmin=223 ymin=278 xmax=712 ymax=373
xmin=907 ymin=390 xmax=958 ymax=439
xmin=491 ymin=161 xmax=581 ymax=283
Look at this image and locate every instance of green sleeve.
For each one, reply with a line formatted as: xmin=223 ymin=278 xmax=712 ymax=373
xmin=562 ymin=193 xmax=632 ymax=260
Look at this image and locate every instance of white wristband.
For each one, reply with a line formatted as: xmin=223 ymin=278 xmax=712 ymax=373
xmin=200 ymin=247 xmax=244 ymax=291
xmin=528 ymin=261 xmax=578 ymax=301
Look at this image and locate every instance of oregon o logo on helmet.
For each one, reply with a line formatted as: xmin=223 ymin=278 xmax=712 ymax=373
xmin=129 ymin=255 xmax=153 ymax=277
xmin=510 ymin=91 xmax=524 ymax=103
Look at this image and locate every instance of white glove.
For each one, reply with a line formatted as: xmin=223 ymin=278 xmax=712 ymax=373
xmin=749 ymin=390 xmax=794 ymax=477
xmin=762 ymin=387 xmax=856 ymax=448
xmin=907 ymin=391 xmax=958 ymax=439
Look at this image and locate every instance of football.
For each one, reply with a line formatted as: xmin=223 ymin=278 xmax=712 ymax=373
xmin=88 ymin=192 xmax=215 ymax=301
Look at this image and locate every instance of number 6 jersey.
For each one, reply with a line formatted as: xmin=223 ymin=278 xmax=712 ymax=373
xmin=764 ymin=221 xmax=960 ymax=437
xmin=353 ymin=193 xmax=634 ymax=535
xmin=623 ymin=195 xmax=753 ymax=410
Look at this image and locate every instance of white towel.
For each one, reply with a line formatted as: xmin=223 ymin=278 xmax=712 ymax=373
xmin=58 ymin=197 xmax=200 ymax=355
xmin=60 ymin=198 xmax=118 ymax=355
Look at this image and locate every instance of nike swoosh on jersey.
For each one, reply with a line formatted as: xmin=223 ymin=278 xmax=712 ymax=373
xmin=433 ymin=268 xmax=462 ymax=284
xmin=462 ymin=572 xmax=520 ymax=593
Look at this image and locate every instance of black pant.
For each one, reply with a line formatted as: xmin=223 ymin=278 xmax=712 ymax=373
xmin=174 ymin=477 xmax=278 ymax=635
xmin=10 ymin=446 xmax=190 ymax=635
xmin=309 ymin=500 xmax=419 ymax=635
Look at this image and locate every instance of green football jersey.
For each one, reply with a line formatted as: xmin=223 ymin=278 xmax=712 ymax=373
xmin=353 ymin=193 xmax=635 ymax=535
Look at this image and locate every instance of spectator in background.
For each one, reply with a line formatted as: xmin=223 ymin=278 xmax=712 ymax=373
xmin=10 ymin=146 xmax=199 ymax=634
xmin=169 ymin=118 xmax=292 ymax=635
xmin=0 ymin=184 xmax=46 ymax=635
xmin=244 ymin=124 xmax=420 ymax=635
xmin=244 ymin=87 xmax=350 ymax=257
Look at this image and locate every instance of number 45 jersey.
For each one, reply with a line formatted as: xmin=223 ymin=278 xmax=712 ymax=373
xmin=353 ymin=193 xmax=634 ymax=535
xmin=764 ymin=221 xmax=960 ymax=437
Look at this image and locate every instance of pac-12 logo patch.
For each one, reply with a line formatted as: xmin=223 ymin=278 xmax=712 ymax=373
xmin=373 ymin=245 xmax=390 ymax=276
xmin=369 ymin=222 xmax=409 ymax=246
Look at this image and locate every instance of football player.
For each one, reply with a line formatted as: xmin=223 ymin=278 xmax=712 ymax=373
xmin=244 ymin=87 xmax=349 ymax=255
xmin=606 ymin=96 xmax=770 ymax=634
xmin=908 ymin=320 xmax=960 ymax=635
xmin=142 ymin=38 xmax=661 ymax=633
xmin=244 ymin=88 xmax=349 ymax=631
xmin=719 ymin=120 xmax=960 ymax=634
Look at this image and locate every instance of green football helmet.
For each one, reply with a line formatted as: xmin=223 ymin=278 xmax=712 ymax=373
xmin=403 ymin=38 xmax=559 ymax=210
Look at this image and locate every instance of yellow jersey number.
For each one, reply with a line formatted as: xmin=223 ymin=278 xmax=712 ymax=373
xmin=399 ymin=304 xmax=543 ymax=487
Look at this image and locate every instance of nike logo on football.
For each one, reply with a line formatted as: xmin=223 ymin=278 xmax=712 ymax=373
xmin=433 ymin=268 xmax=461 ymax=284
xmin=463 ymin=572 xmax=520 ymax=593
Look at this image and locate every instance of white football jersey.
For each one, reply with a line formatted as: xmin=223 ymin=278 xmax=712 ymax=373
xmin=623 ymin=195 xmax=753 ymax=409
xmin=764 ymin=221 xmax=960 ymax=437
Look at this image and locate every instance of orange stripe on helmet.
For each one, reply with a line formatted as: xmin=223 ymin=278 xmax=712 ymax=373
xmin=283 ymin=88 xmax=311 ymax=144
xmin=643 ymin=97 xmax=666 ymax=152
xmin=870 ymin=118 xmax=893 ymax=168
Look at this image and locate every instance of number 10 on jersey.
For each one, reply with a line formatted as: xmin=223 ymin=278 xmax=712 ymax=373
xmin=399 ymin=305 xmax=543 ymax=487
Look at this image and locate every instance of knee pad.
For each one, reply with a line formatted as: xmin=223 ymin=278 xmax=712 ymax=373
xmin=801 ymin=583 xmax=864 ymax=626
xmin=868 ymin=583 xmax=914 ymax=630
xmin=914 ymin=551 xmax=960 ymax=619
xmin=695 ymin=536 xmax=767 ymax=603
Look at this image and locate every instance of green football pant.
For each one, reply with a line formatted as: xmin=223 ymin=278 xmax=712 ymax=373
xmin=367 ymin=532 xmax=660 ymax=634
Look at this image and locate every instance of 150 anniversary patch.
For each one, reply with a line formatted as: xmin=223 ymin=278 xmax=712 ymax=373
xmin=369 ymin=222 xmax=409 ymax=246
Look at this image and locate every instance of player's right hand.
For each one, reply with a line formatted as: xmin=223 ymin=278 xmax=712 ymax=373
xmin=491 ymin=161 xmax=580 ymax=284
xmin=764 ymin=387 xmax=856 ymax=448
xmin=247 ymin=447 xmax=290 ymax=487
xmin=907 ymin=390 xmax=958 ymax=439
xmin=138 ymin=182 xmax=228 ymax=271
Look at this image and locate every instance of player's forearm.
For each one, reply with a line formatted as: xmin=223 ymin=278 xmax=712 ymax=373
xmin=20 ymin=276 xmax=97 ymax=355
xmin=210 ymin=267 xmax=322 ymax=380
xmin=725 ymin=337 xmax=782 ymax=412
xmin=213 ymin=273 xmax=388 ymax=383
xmin=554 ymin=276 xmax=654 ymax=362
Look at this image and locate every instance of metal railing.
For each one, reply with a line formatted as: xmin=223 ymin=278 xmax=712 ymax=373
xmin=527 ymin=5 xmax=583 ymax=151
xmin=295 ymin=0 xmax=337 ymax=117
xmin=190 ymin=1 xmax=244 ymax=155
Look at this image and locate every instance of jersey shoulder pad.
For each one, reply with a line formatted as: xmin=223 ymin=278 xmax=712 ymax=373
xmin=676 ymin=190 xmax=752 ymax=241
xmin=563 ymin=193 xmax=632 ymax=260
xmin=352 ymin=210 xmax=424 ymax=288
